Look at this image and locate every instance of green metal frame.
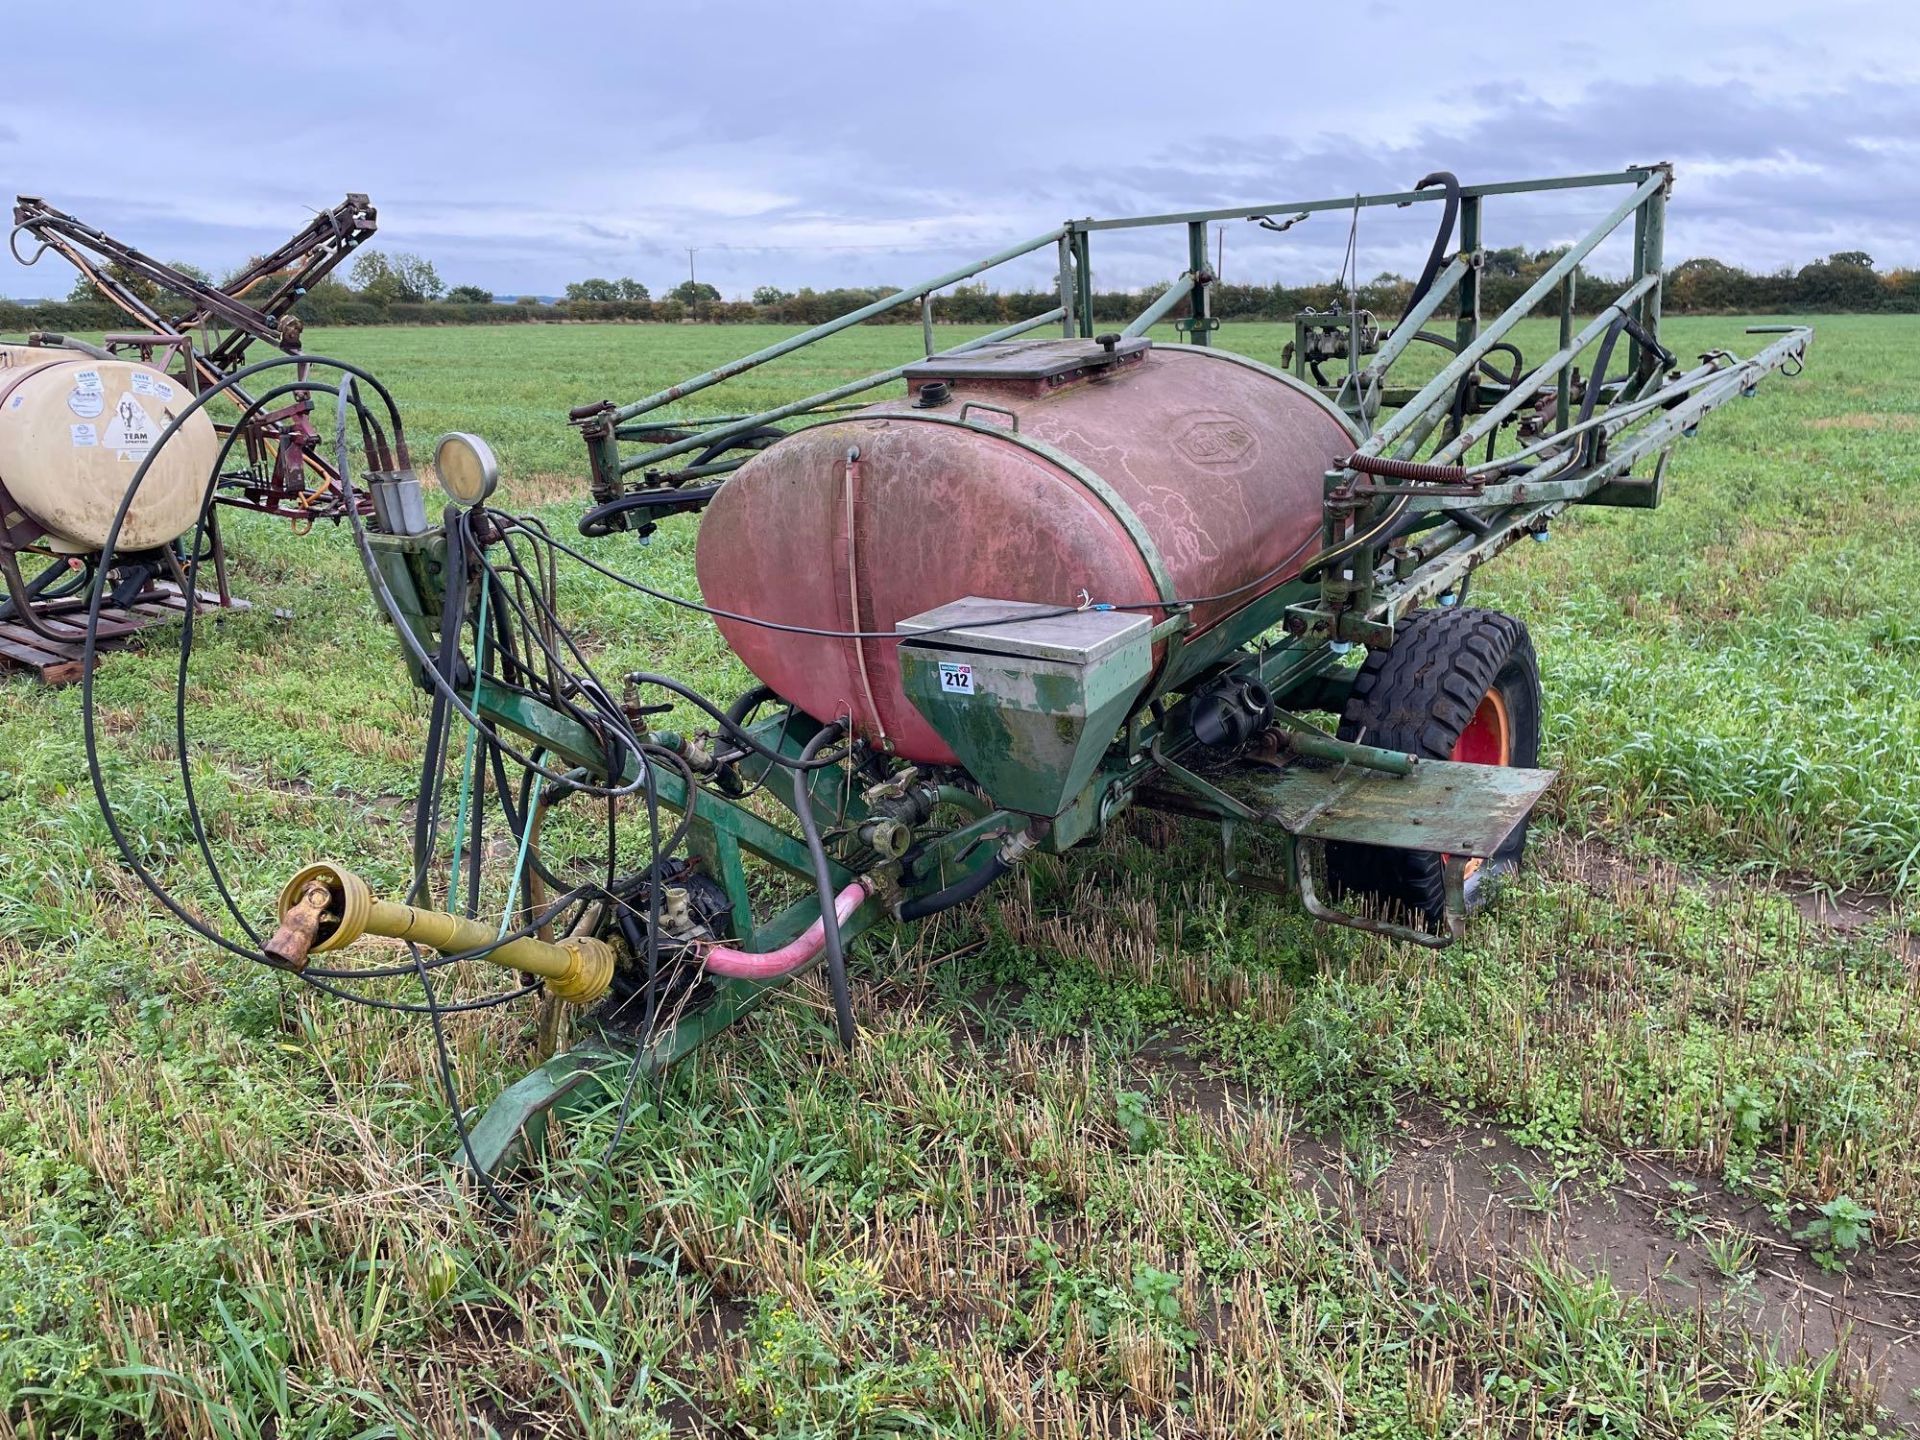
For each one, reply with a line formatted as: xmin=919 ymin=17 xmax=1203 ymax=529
xmin=367 ymin=529 xmax=1029 ymax=1172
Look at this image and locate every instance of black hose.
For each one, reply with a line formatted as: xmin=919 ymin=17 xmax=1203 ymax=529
xmin=898 ymin=854 xmax=1010 ymax=922
xmin=726 ymin=683 xmax=778 ymax=726
xmin=578 ymin=483 xmax=722 ymax=538
xmin=1409 ymin=330 xmax=1525 ymax=389
xmin=1577 ymin=313 xmax=1675 ymax=441
xmin=791 ymin=722 xmax=857 ymax=1047
xmin=0 ymin=555 xmax=91 ymax=621
xmin=623 ymin=668 xmax=854 ymax=770
xmin=693 ymin=425 xmax=785 ymax=468
xmin=1578 ymin=317 xmax=1632 ymax=429
xmin=1401 ymin=172 xmax=1461 ymax=321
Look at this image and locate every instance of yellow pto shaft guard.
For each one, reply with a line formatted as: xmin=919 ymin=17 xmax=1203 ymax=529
xmin=264 ymin=860 xmax=615 ymax=1004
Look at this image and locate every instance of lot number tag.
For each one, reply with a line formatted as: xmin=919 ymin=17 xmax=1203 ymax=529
xmin=938 ymin=662 xmax=974 ymax=695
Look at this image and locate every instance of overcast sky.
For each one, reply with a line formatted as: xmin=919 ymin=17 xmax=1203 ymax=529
xmin=5 ymin=1 xmax=1916 ymax=300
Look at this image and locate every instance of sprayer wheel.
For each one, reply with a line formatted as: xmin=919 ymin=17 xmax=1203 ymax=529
xmin=1325 ymin=605 xmax=1541 ymax=925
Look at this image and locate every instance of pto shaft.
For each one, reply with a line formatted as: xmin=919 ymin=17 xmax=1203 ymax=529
xmin=265 ymin=860 xmax=614 ymax=1004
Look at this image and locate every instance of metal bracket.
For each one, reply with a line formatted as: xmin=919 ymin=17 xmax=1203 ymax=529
xmin=460 ymin=1043 xmax=629 ymax=1175
xmin=1150 ymin=739 xmax=1260 ymax=820
xmin=1210 ymin=826 xmax=1460 ymax=948
xmin=1291 ymin=836 xmax=1461 ymax=948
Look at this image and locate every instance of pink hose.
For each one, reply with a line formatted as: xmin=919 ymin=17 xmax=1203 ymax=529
xmin=698 ymin=880 xmax=870 ymax=980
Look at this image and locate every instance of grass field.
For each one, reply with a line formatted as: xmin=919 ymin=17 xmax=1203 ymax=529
xmin=1 ymin=315 xmax=1917 ymax=1437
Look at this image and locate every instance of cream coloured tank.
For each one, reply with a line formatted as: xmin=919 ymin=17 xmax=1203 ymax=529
xmin=0 ymin=346 xmax=217 ymax=553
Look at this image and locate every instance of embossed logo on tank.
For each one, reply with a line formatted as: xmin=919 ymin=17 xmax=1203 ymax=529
xmin=1172 ymin=412 xmax=1258 ymax=469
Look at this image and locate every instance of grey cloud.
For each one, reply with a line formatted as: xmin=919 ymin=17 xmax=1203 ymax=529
xmin=2 ymin=1 xmax=1916 ymax=298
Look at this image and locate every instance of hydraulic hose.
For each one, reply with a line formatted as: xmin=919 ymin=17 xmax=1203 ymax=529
xmin=1401 ymin=172 xmax=1461 ymax=320
xmin=726 ymin=683 xmax=778 ymax=726
xmin=700 ymin=881 xmax=870 ymax=981
xmin=27 ymin=331 xmax=114 ymax=360
xmin=1409 ymin=330 xmax=1526 ymax=389
xmin=790 ymin=722 xmax=859 ymax=1046
xmin=898 ymin=854 xmax=1010 ymax=922
xmin=1577 ymin=312 xmax=1671 ymax=434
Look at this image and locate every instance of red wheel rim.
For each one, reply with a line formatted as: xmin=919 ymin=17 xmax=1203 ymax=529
xmin=1449 ymin=688 xmax=1512 ymax=879
xmin=1450 ymin=688 xmax=1512 ymax=767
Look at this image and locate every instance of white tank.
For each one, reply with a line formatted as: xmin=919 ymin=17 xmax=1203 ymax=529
xmin=0 ymin=346 xmax=217 ymax=553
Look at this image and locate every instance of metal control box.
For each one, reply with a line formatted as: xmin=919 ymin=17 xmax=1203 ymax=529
xmin=898 ymin=596 xmax=1152 ymax=820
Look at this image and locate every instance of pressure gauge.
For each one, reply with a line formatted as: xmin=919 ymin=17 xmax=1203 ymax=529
xmin=434 ymin=431 xmax=500 ymax=507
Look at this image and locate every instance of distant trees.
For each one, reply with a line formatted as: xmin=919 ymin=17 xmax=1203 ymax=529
xmin=350 ymin=250 xmax=444 ymax=303
xmin=19 ymin=243 xmax=1919 ymax=336
xmin=566 ymin=276 xmax=650 ymax=302
xmin=1667 ymin=258 xmax=1751 ymax=312
xmin=295 ymin=278 xmax=357 ymax=323
xmin=1793 ymin=252 xmax=1881 ymax=311
xmin=939 ymin=283 xmax=1004 ymax=324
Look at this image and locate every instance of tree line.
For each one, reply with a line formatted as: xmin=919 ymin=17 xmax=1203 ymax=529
xmin=4 ymin=244 xmax=1916 ymax=334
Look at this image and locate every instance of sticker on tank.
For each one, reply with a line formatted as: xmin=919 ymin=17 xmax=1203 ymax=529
xmin=105 ymin=394 xmax=159 ymax=459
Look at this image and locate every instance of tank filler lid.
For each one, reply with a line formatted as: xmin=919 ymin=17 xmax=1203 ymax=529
xmin=903 ymin=335 xmax=1148 ymax=383
xmin=896 ymin=596 xmax=1150 ymax=665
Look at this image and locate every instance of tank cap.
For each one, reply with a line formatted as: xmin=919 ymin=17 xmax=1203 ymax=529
xmin=914 ymin=380 xmax=952 ymax=408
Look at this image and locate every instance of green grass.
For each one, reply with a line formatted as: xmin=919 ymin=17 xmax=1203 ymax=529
xmin=1 ymin=315 xmax=1917 ymax=1437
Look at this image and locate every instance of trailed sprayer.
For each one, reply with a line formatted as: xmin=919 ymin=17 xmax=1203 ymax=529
xmin=3 ymin=193 xmax=380 ymax=678
xmin=85 ymin=165 xmax=1810 ymax=1176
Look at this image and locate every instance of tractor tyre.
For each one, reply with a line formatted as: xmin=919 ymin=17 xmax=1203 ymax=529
xmin=1324 ymin=605 xmax=1541 ymax=924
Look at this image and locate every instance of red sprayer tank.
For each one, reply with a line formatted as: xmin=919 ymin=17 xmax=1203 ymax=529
xmin=695 ymin=337 xmax=1359 ymax=763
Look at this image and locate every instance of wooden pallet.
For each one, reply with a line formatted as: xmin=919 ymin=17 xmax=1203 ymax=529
xmin=0 ymin=583 xmax=248 ymax=684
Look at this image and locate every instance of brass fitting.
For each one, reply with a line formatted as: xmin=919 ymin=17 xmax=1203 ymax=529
xmin=267 ymin=860 xmax=615 ymax=1004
